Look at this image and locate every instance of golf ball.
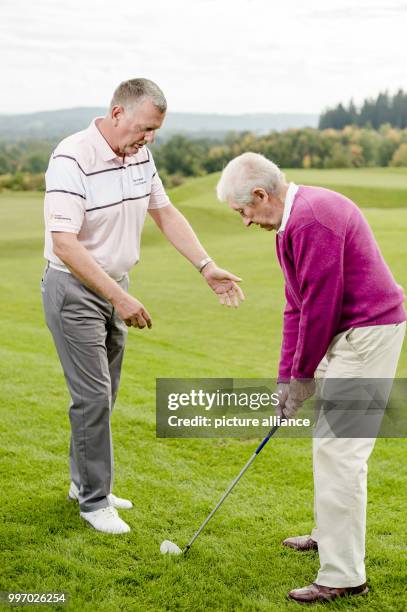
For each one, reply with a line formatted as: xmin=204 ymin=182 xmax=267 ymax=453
xmin=160 ymin=540 xmax=182 ymax=555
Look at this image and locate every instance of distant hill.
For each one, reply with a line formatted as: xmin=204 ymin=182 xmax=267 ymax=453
xmin=0 ymin=108 xmax=318 ymax=141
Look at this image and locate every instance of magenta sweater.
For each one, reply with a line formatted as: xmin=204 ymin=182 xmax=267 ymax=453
xmin=276 ymin=186 xmax=406 ymax=381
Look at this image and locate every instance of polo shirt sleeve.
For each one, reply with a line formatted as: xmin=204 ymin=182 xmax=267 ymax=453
xmin=148 ymin=153 xmax=170 ymax=210
xmin=44 ymin=154 xmax=86 ymax=233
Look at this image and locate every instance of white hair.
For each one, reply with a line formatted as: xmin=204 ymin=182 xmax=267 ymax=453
xmin=216 ymin=152 xmax=286 ymax=205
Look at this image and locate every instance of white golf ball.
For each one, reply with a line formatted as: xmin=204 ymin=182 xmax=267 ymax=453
xmin=160 ymin=540 xmax=182 ymax=555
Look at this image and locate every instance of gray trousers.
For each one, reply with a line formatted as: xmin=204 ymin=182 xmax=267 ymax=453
xmin=41 ymin=265 xmax=128 ymax=512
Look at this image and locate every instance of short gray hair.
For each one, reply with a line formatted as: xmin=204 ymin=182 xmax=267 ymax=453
xmin=110 ymin=78 xmax=167 ymax=113
xmin=216 ymin=152 xmax=285 ymax=205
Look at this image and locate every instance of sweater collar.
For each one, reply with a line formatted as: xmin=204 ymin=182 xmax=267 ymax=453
xmin=277 ymin=182 xmax=299 ymax=234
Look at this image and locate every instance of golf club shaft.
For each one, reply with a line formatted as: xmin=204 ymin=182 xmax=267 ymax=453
xmin=183 ymin=424 xmax=279 ymax=553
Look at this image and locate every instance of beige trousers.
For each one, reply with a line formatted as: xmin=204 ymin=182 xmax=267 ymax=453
xmin=310 ymin=322 xmax=406 ymax=587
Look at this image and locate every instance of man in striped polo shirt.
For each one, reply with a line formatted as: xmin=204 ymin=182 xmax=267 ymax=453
xmin=42 ymin=78 xmax=244 ymax=535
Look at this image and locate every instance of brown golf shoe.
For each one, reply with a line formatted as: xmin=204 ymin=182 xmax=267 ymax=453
xmin=282 ymin=535 xmax=318 ymax=551
xmin=288 ymin=582 xmax=369 ymax=604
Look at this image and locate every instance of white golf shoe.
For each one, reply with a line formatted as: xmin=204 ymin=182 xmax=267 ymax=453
xmin=80 ymin=506 xmax=131 ymax=534
xmin=68 ymin=482 xmax=133 ymax=509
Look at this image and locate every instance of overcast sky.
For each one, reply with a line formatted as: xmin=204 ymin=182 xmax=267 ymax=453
xmin=1 ymin=0 xmax=406 ymax=115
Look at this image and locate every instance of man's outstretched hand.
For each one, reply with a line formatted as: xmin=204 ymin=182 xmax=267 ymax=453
xmin=201 ymin=263 xmax=245 ymax=307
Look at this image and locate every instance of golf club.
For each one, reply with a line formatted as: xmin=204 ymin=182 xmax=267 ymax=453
xmin=160 ymin=424 xmax=280 ymax=555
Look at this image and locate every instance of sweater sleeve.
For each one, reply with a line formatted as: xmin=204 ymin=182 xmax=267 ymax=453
xmin=278 ymin=284 xmax=300 ymax=382
xmin=291 ymin=222 xmax=344 ymax=378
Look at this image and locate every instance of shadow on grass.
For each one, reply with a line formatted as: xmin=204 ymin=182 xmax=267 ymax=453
xmin=5 ymin=492 xmax=84 ymax=539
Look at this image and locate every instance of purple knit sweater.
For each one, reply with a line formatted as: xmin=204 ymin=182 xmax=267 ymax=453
xmin=276 ymin=186 xmax=406 ymax=381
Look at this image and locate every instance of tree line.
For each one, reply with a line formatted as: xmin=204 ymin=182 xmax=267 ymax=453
xmin=1 ymin=124 xmax=407 ymax=192
xmin=319 ymin=90 xmax=407 ymax=130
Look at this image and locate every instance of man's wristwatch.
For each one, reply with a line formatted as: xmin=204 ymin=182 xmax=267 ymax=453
xmin=197 ymin=257 xmax=213 ymax=273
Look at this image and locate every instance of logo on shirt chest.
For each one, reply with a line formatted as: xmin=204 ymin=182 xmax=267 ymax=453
xmin=133 ymin=176 xmax=147 ymax=186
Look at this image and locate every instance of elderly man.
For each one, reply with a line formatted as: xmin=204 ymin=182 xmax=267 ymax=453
xmin=42 ymin=78 xmax=243 ymax=535
xmin=217 ymin=152 xmax=406 ymax=604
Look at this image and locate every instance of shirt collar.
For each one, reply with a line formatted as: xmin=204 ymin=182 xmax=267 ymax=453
xmin=277 ymin=182 xmax=299 ymax=234
xmin=88 ymin=117 xmax=120 ymax=162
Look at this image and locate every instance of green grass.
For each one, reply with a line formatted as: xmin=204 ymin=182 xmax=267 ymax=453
xmin=0 ymin=168 xmax=406 ymax=611
xmin=284 ymin=167 xmax=407 ymax=209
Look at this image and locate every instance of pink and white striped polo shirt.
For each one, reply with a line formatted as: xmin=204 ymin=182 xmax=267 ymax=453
xmin=44 ymin=118 xmax=170 ymax=280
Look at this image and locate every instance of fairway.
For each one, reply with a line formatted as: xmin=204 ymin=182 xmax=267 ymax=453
xmin=0 ymin=168 xmax=406 ymax=611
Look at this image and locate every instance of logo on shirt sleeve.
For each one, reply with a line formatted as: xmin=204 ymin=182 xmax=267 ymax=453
xmin=50 ymin=213 xmax=72 ymax=223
